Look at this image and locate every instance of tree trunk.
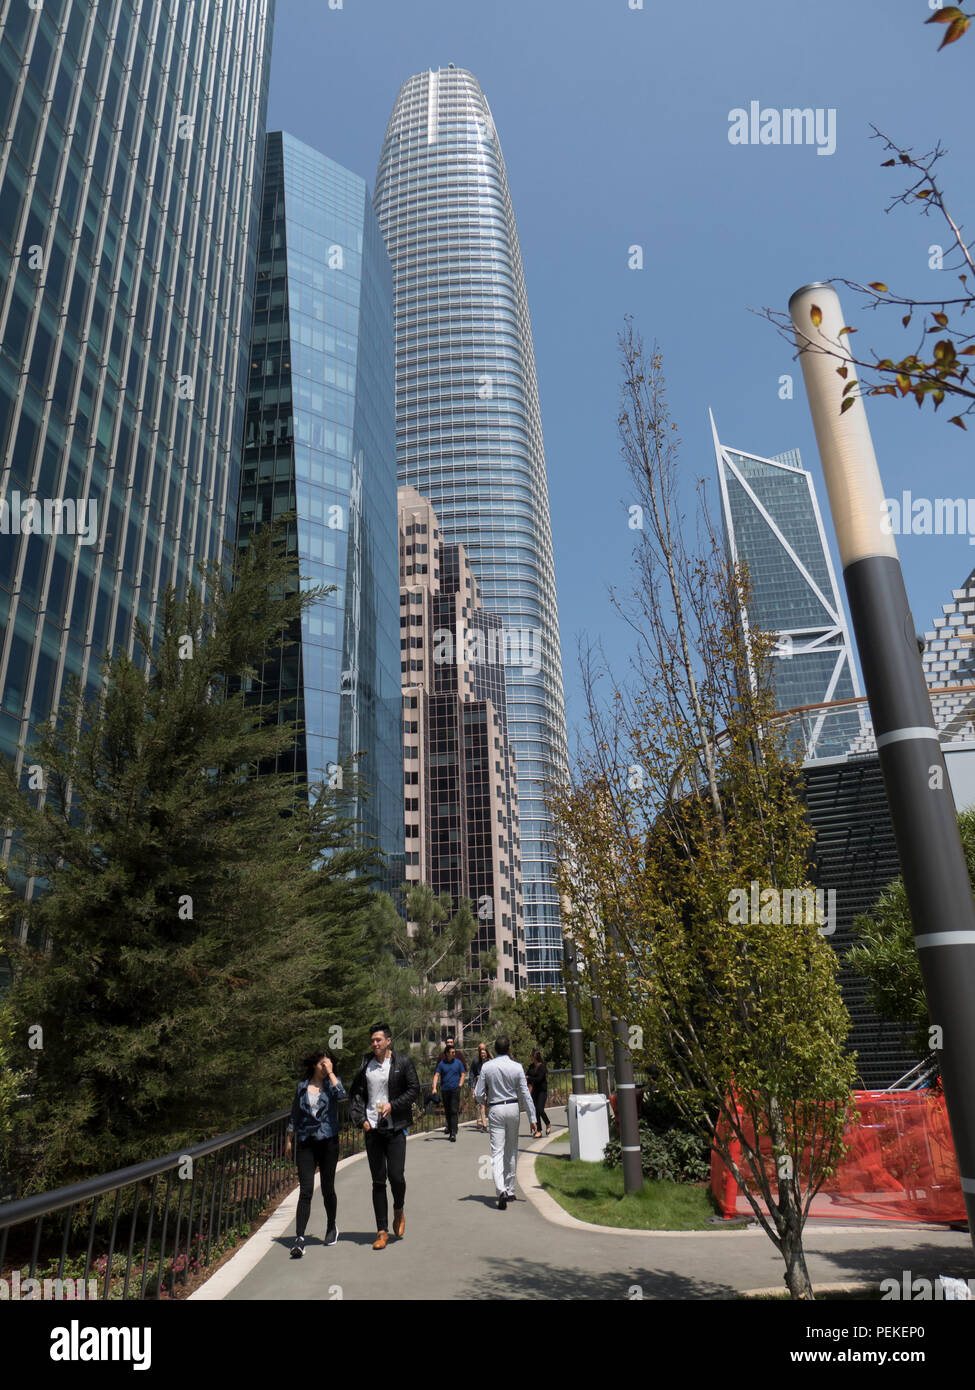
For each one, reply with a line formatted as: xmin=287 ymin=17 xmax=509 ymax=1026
xmin=781 ymin=1196 xmax=815 ymax=1299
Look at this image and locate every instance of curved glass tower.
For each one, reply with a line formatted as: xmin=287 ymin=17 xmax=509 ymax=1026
xmin=375 ymin=66 xmax=569 ymax=988
xmin=237 ymin=134 xmax=404 ymax=875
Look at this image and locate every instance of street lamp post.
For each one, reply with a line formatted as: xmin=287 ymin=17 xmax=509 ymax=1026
xmin=562 ymin=935 xmax=588 ymax=1097
xmin=589 ymin=963 xmax=611 ymax=1097
xmin=605 ymin=921 xmax=643 ymax=1195
xmin=790 ymin=282 xmax=975 ymax=1247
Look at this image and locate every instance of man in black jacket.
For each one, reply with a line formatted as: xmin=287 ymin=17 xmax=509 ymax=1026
xmin=348 ymin=1023 xmax=420 ymax=1249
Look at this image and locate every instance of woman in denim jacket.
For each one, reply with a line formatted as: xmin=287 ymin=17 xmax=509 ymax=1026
xmin=285 ymin=1048 xmax=345 ymax=1258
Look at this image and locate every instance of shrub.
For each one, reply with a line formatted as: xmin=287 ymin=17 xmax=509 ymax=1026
xmin=603 ymin=1122 xmax=710 ymax=1184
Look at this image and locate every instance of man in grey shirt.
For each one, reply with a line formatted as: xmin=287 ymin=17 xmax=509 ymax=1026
xmin=474 ymin=1036 xmax=538 ymax=1209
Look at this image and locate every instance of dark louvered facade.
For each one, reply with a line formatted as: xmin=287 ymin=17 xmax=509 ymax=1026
xmin=803 ymin=756 xmax=921 ymax=1089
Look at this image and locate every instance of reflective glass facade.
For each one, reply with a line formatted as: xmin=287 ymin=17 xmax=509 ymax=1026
xmin=238 ymin=133 xmax=403 ymax=869
xmin=0 ymin=0 xmax=274 ymax=770
xmin=375 ymin=67 xmax=569 ymax=988
xmin=714 ymin=423 xmax=862 ymax=758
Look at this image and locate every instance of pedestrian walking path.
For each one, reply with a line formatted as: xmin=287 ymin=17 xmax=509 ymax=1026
xmin=194 ymin=1108 xmax=974 ymax=1301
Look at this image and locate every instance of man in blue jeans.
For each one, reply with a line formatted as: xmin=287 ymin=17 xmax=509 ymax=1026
xmin=431 ymin=1044 xmax=466 ymax=1141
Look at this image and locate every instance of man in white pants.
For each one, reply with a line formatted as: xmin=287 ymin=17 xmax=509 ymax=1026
xmin=474 ymin=1036 xmax=538 ymax=1209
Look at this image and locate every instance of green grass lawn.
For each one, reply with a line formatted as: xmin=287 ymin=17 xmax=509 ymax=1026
xmin=535 ymin=1148 xmax=719 ymax=1231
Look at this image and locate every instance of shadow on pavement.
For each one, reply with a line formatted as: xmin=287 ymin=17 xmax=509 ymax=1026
xmin=454 ymin=1256 xmax=734 ymax=1301
xmin=812 ymin=1240 xmax=975 ymax=1289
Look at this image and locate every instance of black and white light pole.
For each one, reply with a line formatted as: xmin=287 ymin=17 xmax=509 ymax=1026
xmin=791 ymin=282 xmax=975 ymax=1246
xmin=605 ymin=922 xmax=643 ymax=1195
xmin=562 ymin=935 xmax=588 ymax=1098
xmin=589 ymin=963 xmax=611 ymax=1097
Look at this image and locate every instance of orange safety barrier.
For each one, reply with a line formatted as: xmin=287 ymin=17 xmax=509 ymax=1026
xmin=710 ymin=1088 xmax=965 ymax=1223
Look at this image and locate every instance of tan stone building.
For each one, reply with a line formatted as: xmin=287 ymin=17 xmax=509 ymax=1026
xmin=398 ymin=487 xmax=526 ymax=1034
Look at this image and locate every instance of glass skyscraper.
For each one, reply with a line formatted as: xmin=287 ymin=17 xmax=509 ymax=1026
xmin=0 ymin=0 xmax=275 ymax=774
xmin=375 ymin=65 xmax=569 ymax=988
xmin=238 ymin=132 xmax=403 ymax=868
xmin=712 ymin=413 xmax=862 ymax=758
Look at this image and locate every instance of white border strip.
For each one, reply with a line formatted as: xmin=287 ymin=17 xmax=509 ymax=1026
xmin=876 ymin=726 xmax=939 ymax=748
xmin=915 ymin=932 xmax=975 ymax=949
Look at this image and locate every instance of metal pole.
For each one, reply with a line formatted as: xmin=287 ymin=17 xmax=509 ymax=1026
xmin=605 ymin=921 xmax=643 ymax=1194
xmin=589 ymin=962 xmax=611 ymax=1096
xmin=561 ymin=936 xmax=587 ymax=1097
xmin=790 ymin=281 xmax=975 ymax=1247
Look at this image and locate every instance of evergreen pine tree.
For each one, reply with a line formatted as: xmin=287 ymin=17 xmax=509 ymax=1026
xmin=0 ymin=529 xmax=387 ymax=1190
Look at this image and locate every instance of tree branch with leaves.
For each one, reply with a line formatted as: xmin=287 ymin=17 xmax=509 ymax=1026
xmin=757 ymin=10 xmax=975 ymax=426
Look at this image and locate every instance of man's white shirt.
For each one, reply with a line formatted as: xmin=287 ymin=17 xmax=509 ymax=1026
xmin=365 ymin=1055 xmax=391 ymax=1127
xmin=474 ymin=1055 xmax=537 ymax=1125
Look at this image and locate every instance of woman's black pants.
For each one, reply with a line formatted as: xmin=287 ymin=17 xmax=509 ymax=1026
xmin=534 ymin=1090 xmax=550 ymax=1128
xmin=295 ymin=1135 xmax=339 ymax=1238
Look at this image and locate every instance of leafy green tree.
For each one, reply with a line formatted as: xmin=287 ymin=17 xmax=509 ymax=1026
xmin=553 ymin=328 xmax=857 ymax=1300
xmin=847 ymin=808 xmax=975 ymax=1057
xmin=366 ymin=884 xmax=493 ymax=1054
xmin=485 ymin=987 xmax=594 ymax=1070
xmin=0 ymin=528 xmax=386 ymax=1191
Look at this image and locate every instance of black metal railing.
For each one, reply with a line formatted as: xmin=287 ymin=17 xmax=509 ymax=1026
xmin=545 ymin=1066 xmax=620 ymax=1107
xmin=0 ymin=1068 xmax=623 ymax=1300
xmin=0 ymin=1109 xmax=294 ymax=1301
xmin=0 ymin=1080 xmax=486 ymax=1301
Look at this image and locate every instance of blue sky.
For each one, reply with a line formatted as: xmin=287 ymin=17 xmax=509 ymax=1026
xmin=267 ymin=0 xmax=974 ymax=738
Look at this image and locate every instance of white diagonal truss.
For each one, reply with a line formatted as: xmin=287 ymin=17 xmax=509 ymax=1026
xmin=711 ymin=411 xmax=863 ymax=758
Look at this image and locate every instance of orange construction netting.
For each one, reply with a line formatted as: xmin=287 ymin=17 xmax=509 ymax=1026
xmin=710 ymin=1089 xmax=965 ymax=1223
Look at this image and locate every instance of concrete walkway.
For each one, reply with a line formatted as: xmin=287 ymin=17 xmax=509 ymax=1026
xmin=194 ymin=1108 xmax=974 ymax=1301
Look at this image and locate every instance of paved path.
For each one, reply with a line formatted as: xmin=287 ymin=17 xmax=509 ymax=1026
xmin=195 ymin=1108 xmax=974 ymax=1301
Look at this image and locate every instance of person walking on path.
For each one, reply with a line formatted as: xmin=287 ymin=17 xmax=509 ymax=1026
xmin=438 ymin=1037 xmax=467 ymax=1131
xmin=469 ymin=1043 xmax=491 ymax=1131
xmin=474 ymin=1036 xmax=538 ymax=1210
xmin=441 ymin=1035 xmax=468 ymax=1069
xmin=348 ymin=1023 xmax=420 ymax=1250
xmin=432 ymin=1044 xmax=466 ymax=1141
xmin=526 ymin=1049 xmax=551 ymax=1137
xmin=285 ymin=1049 xmax=345 ymax=1258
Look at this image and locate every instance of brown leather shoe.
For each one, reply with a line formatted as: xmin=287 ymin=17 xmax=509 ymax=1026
xmin=372 ymin=1230 xmax=388 ymax=1250
xmin=392 ymin=1209 xmax=405 ymax=1238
